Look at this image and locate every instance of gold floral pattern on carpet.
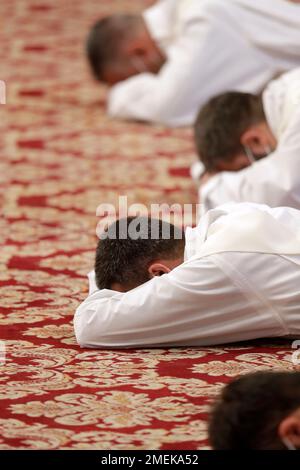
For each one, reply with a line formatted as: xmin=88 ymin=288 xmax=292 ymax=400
xmin=1 ymin=0 xmax=296 ymax=450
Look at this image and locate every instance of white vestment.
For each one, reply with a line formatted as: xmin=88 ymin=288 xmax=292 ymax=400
xmin=74 ymin=203 xmax=300 ymax=349
xmin=107 ymin=0 xmax=300 ymax=126
xmin=200 ymin=68 xmax=300 ymax=213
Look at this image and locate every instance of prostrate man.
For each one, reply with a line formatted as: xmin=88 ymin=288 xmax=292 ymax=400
xmin=86 ymin=0 xmax=300 ymax=126
xmin=194 ymin=68 xmax=300 ymax=212
xmin=74 ymin=203 xmax=300 ymax=348
xmin=209 ymin=371 xmax=300 ymax=450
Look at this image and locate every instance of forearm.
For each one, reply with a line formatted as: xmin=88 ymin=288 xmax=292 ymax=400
xmin=74 ymin=275 xmax=200 ymax=348
xmin=74 ymin=256 xmax=268 ymax=349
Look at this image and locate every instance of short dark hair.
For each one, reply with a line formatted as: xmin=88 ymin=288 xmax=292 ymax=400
xmin=95 ymin=217 xmax=185 ymax=290
xmin=194 ymin=92 xmax=265 ymax=172
xmin=209 ymin=371 xmax=300 ymax=450
xmin=86 ymin=15 xmax=139 ymax=82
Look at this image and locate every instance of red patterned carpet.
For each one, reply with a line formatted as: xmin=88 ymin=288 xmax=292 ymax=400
xmin=0 ymin=0 xmax=296 ymax=450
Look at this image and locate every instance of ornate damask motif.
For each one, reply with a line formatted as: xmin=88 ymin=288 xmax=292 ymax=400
xmin=1 ymin=0 xmax=296 ymax=450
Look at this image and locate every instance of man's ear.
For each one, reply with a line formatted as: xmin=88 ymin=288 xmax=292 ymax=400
xmin=278 ymin=413 xmax=300 ymax=449
xmin=240 ymin=125 xmax=269 ymax=154
xmin=123 ymin=37 xmax=147 ymax=58
xmin=148 ymin=262 xmax=170 ymax=278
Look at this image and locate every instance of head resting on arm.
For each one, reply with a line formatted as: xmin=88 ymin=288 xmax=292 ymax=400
xmin=209 ymin=371 xmax=300 ymax=450
xmin=95 ymin=216 xmax=185 ymax=292
xmin=194 ymin=92 xmax=277 ymax=175
xmin=86 ymin=14 xmax=166 ymax=85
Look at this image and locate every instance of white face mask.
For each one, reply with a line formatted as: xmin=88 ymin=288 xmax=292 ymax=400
xmin=282 ymin=437 xmax=297 ymax=450
xmin=131 ymin=56 xmax=147 ymax=74
xmin=244 ymin=145 xmax=273 ymax=165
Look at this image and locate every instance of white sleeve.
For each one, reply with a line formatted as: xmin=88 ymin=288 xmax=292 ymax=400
xmin=201 ymin=109 xmax=300 ymax=211
xmin=74 ymin=255 xmax=278 ymax=348
xmin=108 ymin=12 xmax=273 ymax=127
xmin=107 ymin=21 xmax=210 ymax=126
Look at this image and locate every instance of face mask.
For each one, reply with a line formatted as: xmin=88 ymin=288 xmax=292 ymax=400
xmin=282 ymin=437 xmax=297 ymax=450
xmin=131 ymin=56 xmax=147 ymax=74
xmin=244 ymin=145 xmax=273 ymax=165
